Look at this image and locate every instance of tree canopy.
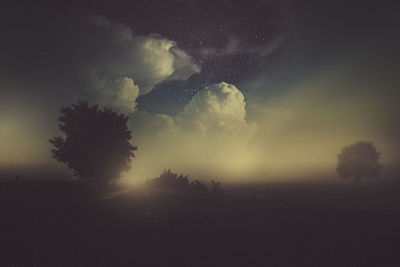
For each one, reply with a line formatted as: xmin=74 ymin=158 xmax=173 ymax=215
xmin=50 ymin=101 xmax=137 ymax=184
xmin=337 ymin=141 xmax=382 ymax=183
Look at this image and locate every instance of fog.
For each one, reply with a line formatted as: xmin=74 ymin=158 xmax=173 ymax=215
xmin=1 ymin=60 xmax=398 ymax=183
xmin=0 ymin=9 xmax=398 ymax=183
xmin=121 ymin=64 xmax=399 ymax=183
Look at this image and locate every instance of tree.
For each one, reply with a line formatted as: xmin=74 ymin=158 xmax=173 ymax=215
xmin=176 ymin=174 xmax=190 ymax=188
xmin=210 ymin=180 xmax=223 ymax=194
xmin=150 ymin=169 xmax=190 ymax=189
xmin=151 ymin=169 xmax=179 ymax=188
xmin=189 ymin=180 xmax=209 ymax=192
xmin=336 ymin=141 xmax=382 ymax=183
xmin=49 ymin=101 xmax=137 ymax=184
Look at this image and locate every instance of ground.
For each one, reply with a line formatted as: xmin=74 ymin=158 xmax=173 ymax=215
xmin=1 ymin=179 xmax=400 ymax=266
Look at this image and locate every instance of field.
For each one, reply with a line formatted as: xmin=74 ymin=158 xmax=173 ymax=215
xmin=1 ymin=179 xmax=400 ymax=266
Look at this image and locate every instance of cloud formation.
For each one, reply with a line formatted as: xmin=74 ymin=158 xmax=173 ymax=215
xmin=91 ymin=77 xmax=140 ymax=111
xmin=179 ymin=82 xmax=251 ymax=135
xmin=69 ymin=13 xmax=200 ymax=106
xmin=126 ymin=82 xmax=257 ymax=181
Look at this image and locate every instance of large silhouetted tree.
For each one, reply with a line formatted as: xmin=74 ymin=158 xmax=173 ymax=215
xmin=50 ymin=101 xmax=137 ymax=184
xmin=337 ymin=141 xmax=382 ymax=183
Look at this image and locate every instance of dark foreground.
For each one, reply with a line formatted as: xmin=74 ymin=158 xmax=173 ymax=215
xmin=1 ymin=180 xmax=400 ymax=266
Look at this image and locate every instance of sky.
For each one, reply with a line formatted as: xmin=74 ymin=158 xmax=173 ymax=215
xmin=0 ymin=0 xmax=399 ymax=182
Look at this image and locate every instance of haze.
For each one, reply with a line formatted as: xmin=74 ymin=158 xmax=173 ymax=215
xmin=0 ymin=0 xmax=399 ymax=182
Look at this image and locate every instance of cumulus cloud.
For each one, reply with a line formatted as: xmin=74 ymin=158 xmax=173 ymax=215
xmin=169 ymin=47 xmax=202 ymax=80
xmin=109 ymin=63 xmax=400 ymax=183
xmin=90 ymin=77 xmax=140 ymax=111
xmin=126 ymin=82 xmax=257 ymax=182
xmin=0 ymin=11 xmax=201 ymax=172
xmin=68 ymin=13 xmax=200 ymax=104
xmin=178 ymin=82 xmax=253 ymax=138
xmin=101 ymin=34 xmax=199 ymax=95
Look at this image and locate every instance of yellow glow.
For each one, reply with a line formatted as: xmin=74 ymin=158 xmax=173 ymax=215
xmin=1 ymin=64 xmax=398 ymax=183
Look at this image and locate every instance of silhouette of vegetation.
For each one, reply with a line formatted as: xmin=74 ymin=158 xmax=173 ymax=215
xmin=149 ymin=169 xmax=222 ymax=194
xmin=150 ymin=169 xmax=187 ymax=188
xmin=337 ymin=141 xmax=382 ymax=183
xmin=49 ymin=101 xmax=137 ymax=184
xmin=210 ymin=180 xmax=223 ymax=194
xmin=177 ymin=174 xmax=190 ymax=188
xmin=189 ymin=179 xmax=209 ymax=193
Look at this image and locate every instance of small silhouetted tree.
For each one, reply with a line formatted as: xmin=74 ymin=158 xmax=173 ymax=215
xmin=210 ymin=180 xmax=223 ymax=194
xmin=49 ymin=101 xmax=137 ymax=184
xmin=190 ymin=180 xmax=209 ymax=192
xmin=177 ymin=174 xmax=190 ymax=188
xmin=153 ymin=169 xmax=179 ymax=187
xmin=337 ymin=141 xmax=382 ymax=184
xmin=151 ymin=169 xmax=190 ymax=189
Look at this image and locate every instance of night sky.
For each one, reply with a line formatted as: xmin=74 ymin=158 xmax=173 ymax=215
xmin=0 ymin=0 xmax=399 ymax=181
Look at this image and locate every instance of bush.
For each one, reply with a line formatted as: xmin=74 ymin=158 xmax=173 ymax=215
xmin=210 ymin=180 xmax=223 ymax=194
xmin=149 ymin=169 xmax=222 ymax=194
xmin=189 ymin=180 xmax=209 ymax=193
